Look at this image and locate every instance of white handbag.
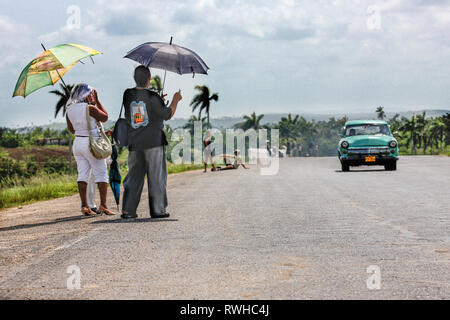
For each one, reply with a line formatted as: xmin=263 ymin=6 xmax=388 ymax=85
xmin=86 ymin=105 xmax=112 ymax=160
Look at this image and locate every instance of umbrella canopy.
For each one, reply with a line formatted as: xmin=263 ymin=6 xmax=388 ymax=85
xmin=124 ymin=40 xmax=209 ymax=76
xmin=13 ymin=43 xmax=101 ymax=98
xmin=109 ymin=145 xmax=122 ymax=209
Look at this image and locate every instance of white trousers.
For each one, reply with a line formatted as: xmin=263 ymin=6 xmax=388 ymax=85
xmin=73 ymin=137 xmax=108 ymax=183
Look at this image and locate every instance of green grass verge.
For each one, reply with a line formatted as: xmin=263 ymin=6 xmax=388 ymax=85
xmin=167 ymin=163 xmax=204 ymax=174
xmin=0 ymin=162 xmax=205 ymax=210
xmin=0 ymin=174 xmax=78 ymax=209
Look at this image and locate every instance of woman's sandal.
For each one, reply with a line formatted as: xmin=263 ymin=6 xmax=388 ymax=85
xmin=99 ymin=206 xmax=116 ymax=216
xmin=82 ymin=207 xmax=95 ymax=217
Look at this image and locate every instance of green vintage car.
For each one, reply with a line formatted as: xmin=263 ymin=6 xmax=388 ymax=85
xmin=338 ymin=120 xmax=399 ymax=171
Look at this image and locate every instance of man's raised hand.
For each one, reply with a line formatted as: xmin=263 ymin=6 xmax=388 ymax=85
xmin=173 ymin=90 xmax=182 ymax=103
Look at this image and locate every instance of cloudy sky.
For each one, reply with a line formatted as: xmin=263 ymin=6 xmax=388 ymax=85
xmin=1 ymin=0 xmax=450 ymax=127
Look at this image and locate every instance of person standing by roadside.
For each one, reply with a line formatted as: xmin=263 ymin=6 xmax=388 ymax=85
xmin=66 ymin=84 xmax=115 ymax=216
xmin=203 ymin=130 xmax=217 ymax=172
xmin=297 ymin=145 xmax=303 ymax=157
xmin=121 ymin=66 xmax=182 ymax=219
xmin=266 ymin=140 xmax=272 ymax=157
xmin=85 ymin=126 xmax=113 ymax=215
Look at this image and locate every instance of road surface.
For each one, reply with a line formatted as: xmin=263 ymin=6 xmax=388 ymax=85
xmin=0 ymin=156 xmax=449 ymax=299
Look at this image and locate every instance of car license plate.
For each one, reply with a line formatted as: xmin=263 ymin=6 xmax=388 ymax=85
xmin=365 ymin=156 xmax=376 ymax=162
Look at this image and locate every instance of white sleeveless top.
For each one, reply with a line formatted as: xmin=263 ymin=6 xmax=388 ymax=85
xmin=67 ymin=103 xmax=100 ymax=137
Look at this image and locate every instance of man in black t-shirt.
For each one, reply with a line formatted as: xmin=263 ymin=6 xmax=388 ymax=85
xmin=121 ymin=66 xmax=182 ymax=219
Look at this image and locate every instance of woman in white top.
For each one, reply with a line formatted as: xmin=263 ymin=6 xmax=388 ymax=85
xmin=66 ymin=84 xmax=115 ymax=216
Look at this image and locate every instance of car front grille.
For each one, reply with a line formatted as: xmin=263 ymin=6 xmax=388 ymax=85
xmin=348 ymin=147 xmax=390 ymax=155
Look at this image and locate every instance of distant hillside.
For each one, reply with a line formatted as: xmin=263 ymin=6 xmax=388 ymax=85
xmin=10 ymin=109 xmax=450 ymax=131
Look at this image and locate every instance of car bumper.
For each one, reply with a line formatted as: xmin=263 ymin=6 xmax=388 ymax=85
xmin=340 ymin=147 xmax=398 ymax=165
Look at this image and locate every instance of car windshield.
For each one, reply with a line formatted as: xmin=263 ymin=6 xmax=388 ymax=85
xmin=345 ymin=124 xmax=391 ymax=136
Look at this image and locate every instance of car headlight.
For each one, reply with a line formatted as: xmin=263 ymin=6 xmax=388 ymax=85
xmin=341 ymin=141 xmax=349 ymax=149
xmin=389 ymin=141 xmax=397 ymax=148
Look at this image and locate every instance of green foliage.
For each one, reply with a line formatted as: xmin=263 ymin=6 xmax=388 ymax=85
xmin=376 ymin=106 xmax=386 ymax=120
xmin=0 ymin=174 xmax=78 ymax=209
xmin=395 ymin=111 xmax=450 ymax=155
xmin=0 ymin=158 xmax=24 ymax=182
xmin=234 ymin=112 xmax=265 ymax=131
xmin=0 ymin=129 xmax=21 ymax=148
xmin=42 ymin=157 xmax=70 ymax=174
xmin=49 ymin=83 xmax=74 ymax=119
xmin=150 ymin=75 xmax=163 ymax=95
xmin=167 ymin=163 xmax=204 ymax=174
xmin=190 ymin=85 xmax=219 ymax=125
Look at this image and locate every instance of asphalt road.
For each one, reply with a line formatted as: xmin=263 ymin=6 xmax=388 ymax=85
xmin=0 ymin=156 xmax=449 ymax=299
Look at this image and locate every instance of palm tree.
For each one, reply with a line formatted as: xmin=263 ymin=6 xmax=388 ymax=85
xmin=387 ymin=113 xmax=401 ymax=140
xmin=297 ymin=116 xmax=317 ymax=141
xmin=443 ymin=113 xmax=450 ymax=147
xmin=399 ymin=115 xmax=418 ymax=155
xmin=150 ymin=75 xmax=163 ymax=95
xmin=183 ymin=115 xmax=208 ymax=136
xmin=376 ymin=106 xmax=386 ymax=120
xmin=49 ymin=83 xmax=74 ymax=174
xmin=278 ymin=114 xmax=300 ymax=139
xmin=190 ymin=85 xmax=219 ymax=126
xmin=234 ymin=112 xmax=264 ymax=131
xmin=49 ymin=84 xmax=74 ymax=118
xmin=428 ymin=117 xmax=446 ymax=154
xmin=415 ymin=111 xmax=428 ymax=153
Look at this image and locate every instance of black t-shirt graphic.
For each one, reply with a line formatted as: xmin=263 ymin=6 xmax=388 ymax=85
xmin=122 ymin=88 xmax=172 ymax=151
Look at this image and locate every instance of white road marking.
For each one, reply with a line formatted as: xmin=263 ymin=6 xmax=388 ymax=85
xmin=54 ymin=236 xmax=88 ymax=251
xmin=53 ymin=227 xmax=102 ymax=252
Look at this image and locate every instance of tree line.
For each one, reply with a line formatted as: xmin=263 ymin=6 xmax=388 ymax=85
xmin=2 ymin=81 xmax=449 ymax=158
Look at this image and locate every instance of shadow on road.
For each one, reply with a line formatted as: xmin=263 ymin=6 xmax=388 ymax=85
xmin=91 ymin=218 xmax=179 ymax=224
xmin=0 ymin=215 xmax=94 ymax=232
xmin=335 ymin=169 xmax=386 ymax=173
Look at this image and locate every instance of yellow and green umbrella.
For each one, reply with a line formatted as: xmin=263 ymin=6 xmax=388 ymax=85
xmin=13 ymin=43 xmax=101 ymax=98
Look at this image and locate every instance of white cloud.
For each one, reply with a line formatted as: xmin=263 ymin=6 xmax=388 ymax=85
xmin=0 ymin=15 xmax=30 ymax=71
xmin=2 ymin=0 xmax=450 ymax=127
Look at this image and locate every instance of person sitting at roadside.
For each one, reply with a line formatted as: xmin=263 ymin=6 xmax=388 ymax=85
xmin=217 ymin=150 xmax=250 ymax=170
xmin=66 ymin=84 xmax=115 ymax=217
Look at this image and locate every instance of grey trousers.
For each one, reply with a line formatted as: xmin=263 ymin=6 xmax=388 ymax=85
xmin=122 ymin=146 xmax=168 ymax=215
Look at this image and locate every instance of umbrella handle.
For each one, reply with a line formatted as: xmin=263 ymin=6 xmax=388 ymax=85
xmin=161 ymin=36 xmax=172 ymax=95
xmin=162 ymin=70 xmax=167 ymax=95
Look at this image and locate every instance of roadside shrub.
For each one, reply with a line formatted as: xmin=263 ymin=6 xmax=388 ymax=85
xmin=0 ymin=132 xmax=20 ymax=148
xmin=42 ymin=156 xmax=69 ymax=174
xmin=0 ymin=158 xmax=25 ymax=181
xmin=24 ymin=156 xmax=39 ymax=177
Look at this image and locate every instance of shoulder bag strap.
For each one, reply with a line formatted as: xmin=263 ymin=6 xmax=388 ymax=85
xmin=86 ymin=105 xmax=92 ymax=135
xmin=87 ymin=105 xmax=108 ymax=138
xmin=119 ymin=103 xmax=124 ymax=119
